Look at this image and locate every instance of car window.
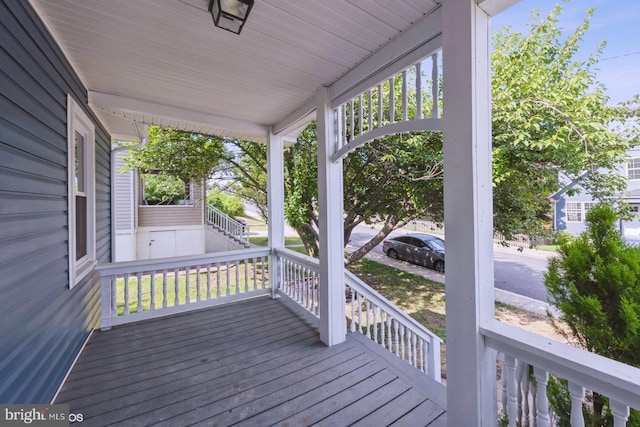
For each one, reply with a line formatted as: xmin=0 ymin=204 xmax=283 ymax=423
xmin=395 ymin=236 xmax=412 ymax=244
xmin=410 ymin=238 xmax=426 ymax=248
xmin=427 ymin=239 xmax=445 ymax=251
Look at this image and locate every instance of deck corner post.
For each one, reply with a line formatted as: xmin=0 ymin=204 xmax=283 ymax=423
xmin=267 ymin=131 xmax=285 ymax=298
xmin=443 ymin=0 xmax=497 ymax=425
xmin=317 ymin=86 xmax=346 ymax=346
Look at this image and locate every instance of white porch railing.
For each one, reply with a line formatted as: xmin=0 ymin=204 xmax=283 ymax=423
xmin=273 ymin=247 xmax=443 ymax=382
xmin=345 ymin=271 xmax=443 ymax=382
xmin=483 ymin=319 xmax=640 ymax=427
xmin=332 ymin=53 xmax=443 ymax=163
xmin=97 ymin=248 xmax=270 ymax=329
xmin=206 ymin=204 xmax=250 ymax=244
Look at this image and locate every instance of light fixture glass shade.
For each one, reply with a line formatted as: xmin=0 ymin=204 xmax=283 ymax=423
xmin=209 ymin=0 xmax=254 ymax=34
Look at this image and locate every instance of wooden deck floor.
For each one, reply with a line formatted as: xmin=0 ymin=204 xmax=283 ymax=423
xmin=55 ymin=297 xmax=446 ymax=426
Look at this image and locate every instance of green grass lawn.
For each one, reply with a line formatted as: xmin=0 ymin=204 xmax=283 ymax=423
xmin=115 ymin=261 xmax=268 ymax=316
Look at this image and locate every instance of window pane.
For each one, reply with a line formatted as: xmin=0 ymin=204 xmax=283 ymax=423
xmin=566 ymin=202 xmax=582 ymax=222
xmin=75 ymin=131 xmax=85 ymax=193
xmin=76 ymin=195 xmax=87 ymax=260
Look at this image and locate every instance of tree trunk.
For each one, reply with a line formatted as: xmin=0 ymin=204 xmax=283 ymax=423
xmin=344 ymin=216 xmax=401 ymax=265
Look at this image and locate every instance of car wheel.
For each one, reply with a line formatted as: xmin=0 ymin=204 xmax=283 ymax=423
xmin=387 ymin=249 xmax=398 ymax=259
xmin=434 ymin=260 xmax=445 ymax=273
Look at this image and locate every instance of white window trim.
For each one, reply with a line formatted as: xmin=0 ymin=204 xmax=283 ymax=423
xmin=67 ymin=95 xmax=96 ymax=288
xmin=565 ymin=202 xmax=583 ymax=223
xmin=627 ymin=157 xmax=640 ymax=180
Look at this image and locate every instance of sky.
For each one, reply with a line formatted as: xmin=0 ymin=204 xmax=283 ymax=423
xmin=492 ymin=0 xmax=640 ymax=105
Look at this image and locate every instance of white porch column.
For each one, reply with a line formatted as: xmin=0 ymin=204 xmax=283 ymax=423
xmin=316 ymin=87 xmax=346 ymax=346
xmin=443 ymin=0 xmax=496 ymax=425
xmin=267 ymin=131 xmax=285 ymax=298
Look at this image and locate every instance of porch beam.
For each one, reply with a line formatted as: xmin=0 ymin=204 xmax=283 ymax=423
xmin=88 ymin=91 xmax=268 ymax=138
xmin=316 ymin=87 xmax=346 ymax=346
xmin=442 ymin=0 xmax=496 ymax=425
xmin=267 ymin=132 xmax=285 ymax=299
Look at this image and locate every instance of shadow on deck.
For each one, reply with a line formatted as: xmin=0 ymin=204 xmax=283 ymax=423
xmin=55 ymin=297 xmax=446 ymax=426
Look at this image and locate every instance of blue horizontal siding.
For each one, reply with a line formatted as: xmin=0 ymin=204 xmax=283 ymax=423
xmin=0 ymin=0 xmax=111 ymax=403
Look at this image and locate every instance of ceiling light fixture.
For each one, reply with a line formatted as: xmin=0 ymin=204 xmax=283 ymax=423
xmin=208 ymin=0 xmax=254 ymax=35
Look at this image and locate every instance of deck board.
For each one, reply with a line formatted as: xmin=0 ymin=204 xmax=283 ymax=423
xmin=56 ymin=296 xmax=446 ymax=426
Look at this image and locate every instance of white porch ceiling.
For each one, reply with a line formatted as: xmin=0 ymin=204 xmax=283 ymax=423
xmin=29 ymin=0 xmax=443 ymax=143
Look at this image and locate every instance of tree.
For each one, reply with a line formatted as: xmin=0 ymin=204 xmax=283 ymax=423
xmin=125 ymin=126 xmax=226 ymax=184
xmin=222 ymin=122 xmax=443 ymax=261
xmin=545 ymin=203 xmax=640 ymax=425
xmin=491 ymin=4 xmax=638 ymax=238
xmin=141 ymin=174 xmax=185 ymax=205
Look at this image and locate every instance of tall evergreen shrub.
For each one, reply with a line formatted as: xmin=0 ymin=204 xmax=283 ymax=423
xmin=545 ymin=203 xmax=640 ymax=425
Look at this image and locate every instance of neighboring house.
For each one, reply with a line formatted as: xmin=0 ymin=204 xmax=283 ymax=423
xmin=113 ymin=146 xmax=248 ymax=262
xmin=2 ymin=1 xmax=638 ymax=425
xmin=552 ymin=146 xmax=640 ymax=236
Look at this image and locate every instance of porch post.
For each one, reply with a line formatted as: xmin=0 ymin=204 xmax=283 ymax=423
xmin=442 ymin=0 xmax=496 ymax=425
xmin=267 ymin=131 xmax=285 ymax=298
xmin=316 ymin=87 xmax=346 ymax=346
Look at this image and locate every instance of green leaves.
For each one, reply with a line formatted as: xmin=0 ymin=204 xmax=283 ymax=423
xmin=491 ymin=4 xmax=639 ymax=238
xmin=125 ymin=126 xmax=226 ymax=183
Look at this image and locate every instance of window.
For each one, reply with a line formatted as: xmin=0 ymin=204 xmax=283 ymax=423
xmin=566 ymin=202 xmax=582 ymax=222
xmin=67 ymin=96 xmax=96 ymax=287
xmin=627 ymin=158 xmax=640 ymax=180
xmin=584 ymin=202 xmax=596 ymax=220
xmin=139 ymin=173 xmax=193 ymax=205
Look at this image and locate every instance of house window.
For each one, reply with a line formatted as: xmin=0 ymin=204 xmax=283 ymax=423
xmin=566 ymin=202 xmax=582 ymax=222
xmin=627 ymin=158 xmax=640 ymax=180
xmin=583 ymin=202 xmax=596 ymax=221
xmin=140 ymin=173 xmax=193 ymax=205
xmin=67 ymin=96 xmax=96 ymax=287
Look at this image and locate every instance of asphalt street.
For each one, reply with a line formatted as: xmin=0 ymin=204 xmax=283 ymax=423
xmin=348 ymin=223 xmax=554 ymax=303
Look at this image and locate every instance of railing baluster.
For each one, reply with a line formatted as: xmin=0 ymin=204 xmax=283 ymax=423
xmin=350 ymin=288 xmax=356 ymax=332
xmin=380 ymin=311 xmax=386 ymax=347
xmin=372 ymin=304 xmax=378 ymax=344
xmin=387 ymin=314 xmax=393 ymax=351
xmin=195 ymin=265 xmax=201 ymax=301
xmin=349 ymin=100 xmax=354 ymax=141
xmin=400 ymin=324 xmax=406 ymax=360
xmin=367 ymin=89 xmax=373 ymax=132
xmin=402 ymin=70 xmax=408 ymax=121
xmin=174 ymin=268 xmax=179 ymax=306
xmin=123 ymin=273 xmax=130 ymax=315
xmin=568 ymin=382 xmax=585 ymax=427
xmin=150 ymin=271 xmax=156 ymax=310
xmin=235 ymin=260 xmax=240 ymax=295
xmin=185 ymin=267 xmax=190 ymax=303
xmin=206 ymin=264 xmax=212 ymax=300
xmin=393 ymin=320 xmax=400 ymax=356
xmin=389 ymin=78 xmax=395 ymax=123
xmin=244 ymin=258 xmax=249 ymax=293
xmin=416 ymin=62 xmax=422 ymax=119
xmin=162 ymin=269 xmax=168 ymax=308
xmin=533 ymin=367 xmax=550 ymax=427
xmin=225 ymin=261 xmax=230 ymax=296
xmin=216 ymin=262 xmax=221 ymax=298
xmin=377 ymin=84 xmax=383 ymax=126
xmin=136 ymin=272 xmax=143 ymax=313
xmin=505 ymin=355 xmax=518 ymax=427
xmin=411 ymin=332 xmax=417 ymax=368
xmin=610 ymin=399 xmax=630 ymax=427
xmin=431 ymin=52 xmax=440 ymax=119
xmin=110 ymin=276 xmax=116 ymax=317
xmin=358 ymin=94 xmax=363 ymax=137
